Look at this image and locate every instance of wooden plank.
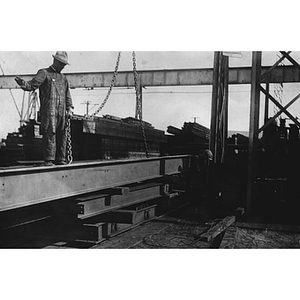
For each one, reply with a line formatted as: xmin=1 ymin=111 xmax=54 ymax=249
xmin=209 ymin=231 xmax=226 ymax=249
xmin=200 ymin=216 xmax=236 ymax=243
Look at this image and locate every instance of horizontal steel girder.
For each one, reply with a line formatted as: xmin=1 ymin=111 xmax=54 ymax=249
xmin=1 ymin=65 xmax=300 ymax=89
xmin=0 ymin=155 xmax=191 ymax=212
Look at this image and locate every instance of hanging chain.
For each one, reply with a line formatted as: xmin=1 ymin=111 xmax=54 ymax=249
xmin=132 ymin=51 xmax=149 ymax=158
xmin=69 ymin=51 xmax=121 ymax=122
xmin=65 ymin=117 xmax=73 ymax=164
xmin=65 ymin=52 xmax=122 ymax=163
xmin=90 ymin=51 xmax=122 ymax=118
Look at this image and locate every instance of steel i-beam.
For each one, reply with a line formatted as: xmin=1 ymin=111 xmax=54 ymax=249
xmin=1 ymin=66 xmax=300 ymax=90
xmin=0 ymin=155 xmax=191 ymax=212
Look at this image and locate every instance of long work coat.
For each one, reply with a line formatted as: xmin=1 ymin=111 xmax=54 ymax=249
xmin=21 ymin=66 xmax=73 ymax=161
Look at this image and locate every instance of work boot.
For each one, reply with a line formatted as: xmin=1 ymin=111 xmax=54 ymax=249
xmin=44 ymin=161 xmax=54 ymax=166
xmin=55 ymin=160 xmax=67 ymax=165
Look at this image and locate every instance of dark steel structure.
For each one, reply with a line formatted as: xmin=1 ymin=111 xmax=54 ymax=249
xmin=246 ymin=51 xmax=300 ymax=221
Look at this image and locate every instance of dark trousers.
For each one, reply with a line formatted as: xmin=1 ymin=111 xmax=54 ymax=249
xmin=41 ymin=113 xmax=66 ymax=162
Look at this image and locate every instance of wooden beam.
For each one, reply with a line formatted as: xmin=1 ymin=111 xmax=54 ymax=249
xmin=200 ymin=215 xmax=236 ymax=243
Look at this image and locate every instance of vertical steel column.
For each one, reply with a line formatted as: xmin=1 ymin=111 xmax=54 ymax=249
xmin=246 ymin=51 xmax=262 ymax=219
xmin=209 ymin=51 xmax=221 ymax=161
xmin=209 ymin=52 xmax=229 ymax=164
xmin=221 ymin=55 xmax=229 ymax=163
xmin=208 ymin=52 xmax=229 ymax=205
xmin=264 ymin=75 xmax=270 ymax=124
xmin=207 ymin=52 xmax=221 ymax=205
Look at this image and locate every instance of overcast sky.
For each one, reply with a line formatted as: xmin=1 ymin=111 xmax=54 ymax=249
xmin=1 ymin=51 xmax=300 ymax=139
xmin=0 ymin=51 xmax=296 ymax=140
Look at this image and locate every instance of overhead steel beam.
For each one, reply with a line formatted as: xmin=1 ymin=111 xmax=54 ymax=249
xmin=1 ymin=65 xmax=300 ymax=89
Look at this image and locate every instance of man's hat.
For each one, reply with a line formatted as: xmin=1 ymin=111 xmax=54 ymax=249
xmin=205 ymin=149 xmax=213 ymax=161
xmin=52 ymin=51 xmax=69 ymax=65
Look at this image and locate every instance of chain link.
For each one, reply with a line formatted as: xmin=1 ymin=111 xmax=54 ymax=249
xmin=65 ymin=117 xmax=73 ymax=164
xmin=65 ymin=52 xmax=150 ymax=162
xmin=65 ymin=52 xmax=122 ymax=163
xmin=68 ymin=51 xmax=122 ymax=123
xmin=90 ymin=51 xmax=122 ymax=118
xmin=132 ymin=51 xmax=149 ymax=158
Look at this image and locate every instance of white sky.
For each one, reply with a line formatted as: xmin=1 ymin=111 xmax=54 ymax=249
xmin=0 ymin=51 xmax=215 ymax=139
xmin=1 ymin=51 xmax=300 ymax=139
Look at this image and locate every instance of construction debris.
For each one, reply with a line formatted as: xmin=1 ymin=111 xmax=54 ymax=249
xmin=221 ymin=225 xmax=300 ymax=248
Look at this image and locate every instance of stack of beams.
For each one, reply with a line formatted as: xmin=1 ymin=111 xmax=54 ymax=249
xmin=71 ymin=115 xmax=167 ymax=160
xmin=166 ymin=122 xmax=210 ymax=155
xmin=0 ymin=121 xmax=43 ymax=165
xmin=0 ymin=116 xmax=167 ymax=166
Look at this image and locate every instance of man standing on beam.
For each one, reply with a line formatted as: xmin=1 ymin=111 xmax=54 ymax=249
xmin=15 ymin=51 xmax=74 ymax=166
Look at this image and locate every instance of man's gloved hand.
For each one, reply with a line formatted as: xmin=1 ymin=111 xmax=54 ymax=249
xmin=66 ymin=108 xmax=74 ymax=118
xmin=15 ymin=76 xmax=25 ymax=87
